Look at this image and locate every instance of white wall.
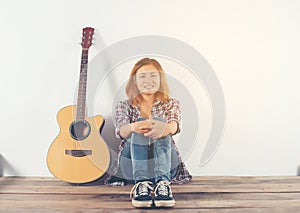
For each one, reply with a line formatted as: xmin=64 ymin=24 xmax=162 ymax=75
xmin=1 ymin=0 xmax=300 ymax=176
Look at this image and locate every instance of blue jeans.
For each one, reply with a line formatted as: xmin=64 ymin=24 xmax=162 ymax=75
xmin=119 ymin=118 xmax=179 ymax=184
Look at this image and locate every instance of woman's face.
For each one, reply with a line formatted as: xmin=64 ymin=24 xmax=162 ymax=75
xmin=135 ymin=64 xmax=160 ymax=95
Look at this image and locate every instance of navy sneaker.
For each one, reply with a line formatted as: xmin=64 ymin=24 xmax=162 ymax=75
xmin=154 ymin=180 xmax=175 ymax=207
xmin=130 ymin=181 xmax=153 ymax=208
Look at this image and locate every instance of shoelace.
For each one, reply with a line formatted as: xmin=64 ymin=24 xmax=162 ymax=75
xmin=130 ymin=181 xmax=153 ymax=199
xmin=154 ymin=180 xmax=171 ymax=197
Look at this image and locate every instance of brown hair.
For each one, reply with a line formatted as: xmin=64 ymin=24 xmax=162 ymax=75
xmin=126 ymin=58 xmax=170 ymax=106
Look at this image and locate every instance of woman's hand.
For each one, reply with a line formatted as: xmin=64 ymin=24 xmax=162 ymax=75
xmin=131 ymin=120 xmax=152 ymax=134
xmin=120 ymin=118 xmax=178 ymax=139
xmin=144 ymin=116 xmax=179 ymax=139
xmin=120 ymin=120 xmax=151 ymax=138
xmin=143 ymin=116 xmax=168 ymax=139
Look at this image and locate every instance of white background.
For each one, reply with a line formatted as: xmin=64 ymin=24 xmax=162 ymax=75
xmin=1 ymin=0 xmax=300 ymax=176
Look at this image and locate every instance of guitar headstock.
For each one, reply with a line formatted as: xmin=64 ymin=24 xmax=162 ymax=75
xmin=81 ymin=27 xmax=94 ymax=49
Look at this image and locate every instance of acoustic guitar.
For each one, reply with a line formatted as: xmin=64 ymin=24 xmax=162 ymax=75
xmin=47 ymin=27 xmax=110 ymax=183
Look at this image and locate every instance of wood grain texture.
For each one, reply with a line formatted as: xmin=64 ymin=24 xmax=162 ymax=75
xmin=1 ymin=176 xmax=300 ymax=212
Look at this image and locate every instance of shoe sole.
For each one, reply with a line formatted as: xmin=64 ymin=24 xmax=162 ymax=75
xmin=132 ymin=200 xmax=153 ymax=208
xmin=154 ymin=200 xmax=175 ymax=208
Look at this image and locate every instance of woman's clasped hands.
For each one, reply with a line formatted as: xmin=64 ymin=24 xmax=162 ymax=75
xmin=132 ymin=116 xmax=168 ymax=139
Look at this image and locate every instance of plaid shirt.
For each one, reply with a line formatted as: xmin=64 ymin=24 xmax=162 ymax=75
xmin=105 ymin=97 xmax=192 ymax=185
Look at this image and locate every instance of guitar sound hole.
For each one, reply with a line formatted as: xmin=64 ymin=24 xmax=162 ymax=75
xmin=69 ymin=120 xmax=91 ymax=140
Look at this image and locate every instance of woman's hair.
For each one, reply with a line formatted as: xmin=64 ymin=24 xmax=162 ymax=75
xmin=126 ymin=58 xmax=170 ymax=106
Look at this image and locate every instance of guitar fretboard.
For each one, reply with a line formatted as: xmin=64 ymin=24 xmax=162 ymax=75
xmin=76 ymin=49 xmax=89 ymax=121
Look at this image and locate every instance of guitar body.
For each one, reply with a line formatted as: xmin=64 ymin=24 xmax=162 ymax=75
xmin=47 ymin=105 xmax=110 ymax=183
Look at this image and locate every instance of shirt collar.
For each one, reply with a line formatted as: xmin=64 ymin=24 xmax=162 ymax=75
xmin=134 ymin=99 xmax=162 ymax=108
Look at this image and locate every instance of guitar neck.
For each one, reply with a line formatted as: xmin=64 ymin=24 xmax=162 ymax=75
xmin=76 ymin=49 xmax=89 ymax=121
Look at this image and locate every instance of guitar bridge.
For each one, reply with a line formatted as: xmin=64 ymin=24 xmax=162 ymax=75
xmin=65 ymin=150 xmax=92 ymax=157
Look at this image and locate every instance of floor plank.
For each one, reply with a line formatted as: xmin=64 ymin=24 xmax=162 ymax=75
xmin=1 ymin=176 xmax=300 ymax=212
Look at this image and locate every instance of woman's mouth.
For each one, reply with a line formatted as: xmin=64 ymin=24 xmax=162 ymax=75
xmin=144 ymin=85 xmax=154 ymax=89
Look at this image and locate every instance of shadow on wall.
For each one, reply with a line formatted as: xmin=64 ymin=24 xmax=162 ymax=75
xmin=0 ymin=154 xmax=20 ymax=176
xmin=297 ymin=166 xmax=300 ymax=176
xmin=100 ymin=115 xmax=120 ymax=169
xmin=100 ymin=115 xmax=119 ymax=151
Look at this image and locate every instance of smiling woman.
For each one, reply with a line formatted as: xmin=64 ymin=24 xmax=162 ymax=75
xmin=106 ymin=58 xmax=192 ymax=209
xmin=135 ymin=66 xmax=160 ymax=96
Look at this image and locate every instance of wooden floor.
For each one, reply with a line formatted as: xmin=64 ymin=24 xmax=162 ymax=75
xmin=1 ymin=176 xmax=300 ymax=212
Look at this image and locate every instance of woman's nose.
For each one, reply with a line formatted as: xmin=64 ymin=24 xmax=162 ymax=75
xmin=144 ymin=75 xmax=152 ymax=82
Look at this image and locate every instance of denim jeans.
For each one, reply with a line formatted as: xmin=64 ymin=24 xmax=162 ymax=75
xmin=119 ymin=118 xmax=179 ymax=184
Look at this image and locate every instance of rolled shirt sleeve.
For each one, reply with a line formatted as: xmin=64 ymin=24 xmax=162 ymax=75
xmin=114 ymin=101 xmax=131 ymax=139
xmin=165 ymin=98 xmax=182 ymax=135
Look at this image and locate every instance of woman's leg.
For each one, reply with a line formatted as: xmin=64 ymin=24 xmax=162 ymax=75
xmin=152 ymin=134 xmax=177 ymax=207
xmin=128 ymin=133 xmax=153 ymax=208
xmin=153 ymin=135 xmax=172 ymax=183
xmin=170 ymin=142 xmax=179 ymax=179
xmin=119 ymin=133 xmax=151 ymax=183
xmin=119 ymin=140 xmax=134 ymax=182
xmin=130 ymin=131 xmax=151 ymax=183
xmin=119 ymin=117 xmax=179 ymax=183
xmin=148 ymin=141 xmax=179 ymax=182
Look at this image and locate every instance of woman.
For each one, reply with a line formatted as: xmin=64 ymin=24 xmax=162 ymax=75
xmin=106 ymin=58 xmax=192 ymax=208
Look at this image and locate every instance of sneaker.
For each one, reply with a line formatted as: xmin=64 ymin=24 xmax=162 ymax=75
xmin=154 ymin=180 xmax=175 ymax=207
xmin=130 ymin=181 xmax=153 ymax=208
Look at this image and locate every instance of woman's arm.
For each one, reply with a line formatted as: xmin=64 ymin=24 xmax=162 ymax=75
xmin=165 ymin=120 xmax=179 ymax=135
xmin=144 ymin=119 xmax=178 ymax=140
xmin=115 ymin=101 xmax=131 ymax=139
xmin=119 ymin=124 xmax=133 ymax=139
xmin=119 ymin=120 xmax=152 ymax=138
